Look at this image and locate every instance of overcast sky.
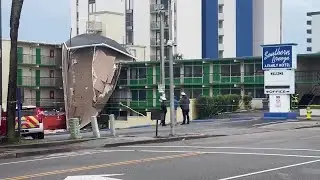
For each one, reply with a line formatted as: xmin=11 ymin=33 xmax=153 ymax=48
xmin=1 ymin=0 xmax=320 ymax=53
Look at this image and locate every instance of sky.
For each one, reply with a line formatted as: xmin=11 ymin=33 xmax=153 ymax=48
xmin=1 ymin=0 xmax=320 ymax=53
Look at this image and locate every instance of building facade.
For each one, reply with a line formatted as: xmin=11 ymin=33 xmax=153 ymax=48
xmin=1 ymin=40 xmax=63 ymax=110
xmin=306 ymin=11 xmax=320 ymax=53
xmin=104 ymin=53 xmax=320 ymax=118
xmin=71 ymin=0 xmax=282 ymax=61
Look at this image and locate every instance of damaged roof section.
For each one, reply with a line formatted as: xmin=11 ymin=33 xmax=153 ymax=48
xmin=63 ymin=33 xmax=136 ymax=59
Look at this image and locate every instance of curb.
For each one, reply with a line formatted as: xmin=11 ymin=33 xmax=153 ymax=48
xmin=103 ymin=134 xmax=226 ymax=148
xmin=294 ymin=124 xmax=320 ymax=130
xmin=193 ymin=117 xmax=256 ymax=123
xmin=252 ymin=119 xmax=299 ymax=127
xmin=0 ymin=147 xmax=82 ymax=160
xmin=0 ymin=138 xmax=93 ymax=149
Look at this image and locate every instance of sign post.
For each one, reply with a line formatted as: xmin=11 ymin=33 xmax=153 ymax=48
xmin=261 ymin=43 xmax=298 ymax=120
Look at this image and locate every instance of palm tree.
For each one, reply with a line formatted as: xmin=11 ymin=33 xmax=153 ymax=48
xmin=6 ymin=0 xmax=24 ymax=142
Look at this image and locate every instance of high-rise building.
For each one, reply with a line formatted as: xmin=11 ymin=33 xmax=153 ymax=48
xmin=306 ymin=11 xmax=320 ymax=53
xmin=71 ymin=0 xmax=282 ymax=61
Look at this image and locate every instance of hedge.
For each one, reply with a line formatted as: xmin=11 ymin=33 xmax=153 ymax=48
xmin=195 ymin=94 xmax=250 ymax=119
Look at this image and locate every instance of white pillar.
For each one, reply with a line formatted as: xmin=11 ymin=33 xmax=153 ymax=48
xmin=91 ymin=116 xmax=100 ymax=138
xmin=109 ymin=114 xmax=116 ymax=137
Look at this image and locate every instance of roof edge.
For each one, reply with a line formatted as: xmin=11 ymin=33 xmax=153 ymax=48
xmin=65 ymin=43 xmax=137 ymax=59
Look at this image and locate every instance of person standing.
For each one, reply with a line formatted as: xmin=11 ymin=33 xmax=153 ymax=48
xmin=174 ymin=96 xmax=179 ymax=125
xmin=180 ymin=92 xmax=190 ymax=125
xmin=160 ymin=96 xmax=167 ymax=126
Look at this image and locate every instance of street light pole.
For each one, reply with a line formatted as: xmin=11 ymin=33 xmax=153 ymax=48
xmin=168 ymin=0 xmax=175 ymax=136
xmin=159 ymin=10 xmax=165 ymax=96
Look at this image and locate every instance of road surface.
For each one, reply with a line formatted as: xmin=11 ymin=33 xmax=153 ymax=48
xmin=2 ymin=127 xmax=320 ymax=179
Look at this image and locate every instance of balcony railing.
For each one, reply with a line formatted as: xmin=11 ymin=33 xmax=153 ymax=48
xmin=117 ymin=72 xmax=266 ymax=86
xmin=150 ymin=21 xmax=169 ymax=29
xmin=18 ymin=54 xmax=60 ymax=66
xmin=23 ymin=98 xmax=64 ymax=108
xmin=150 ymin=38 xmax=168 ymax=46
xmin=150 ymin=4 xmax=168 ymax=12
xmin=17 ymin=76 xmax=63 ymax=88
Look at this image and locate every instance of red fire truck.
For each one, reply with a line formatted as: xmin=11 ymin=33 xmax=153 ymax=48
xmin=0 ymin=106 xmax=45 ymax=139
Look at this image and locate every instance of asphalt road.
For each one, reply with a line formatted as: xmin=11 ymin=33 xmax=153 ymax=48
xmin=2 ymin=127 xmax=320 ymax=179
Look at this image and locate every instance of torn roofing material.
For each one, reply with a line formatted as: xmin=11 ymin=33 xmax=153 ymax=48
xmin=63 ymin=33 xmax=136 ymax=59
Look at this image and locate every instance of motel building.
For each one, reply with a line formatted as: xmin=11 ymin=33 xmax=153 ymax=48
xmin=101 ymin=50 xmax=320 ymax=128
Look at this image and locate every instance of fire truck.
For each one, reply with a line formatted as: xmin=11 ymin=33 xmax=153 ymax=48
xmin=0 ymin=105 xmax=45 ymax=139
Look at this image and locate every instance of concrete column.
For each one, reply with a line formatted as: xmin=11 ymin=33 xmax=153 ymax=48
xmin=109 ymin=114 xmax=116 ymax=137
xmin=91 ymin=116 xmax=100 ymax=138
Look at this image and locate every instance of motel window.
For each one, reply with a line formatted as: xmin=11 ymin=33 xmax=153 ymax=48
xmin=219 ymin=20 xmax=223 ymax=29
xmin=130 ymin=68 xmax=137 ymax=79
xmin=307 ymin=38 xmax=312 ymax=43
xmin=49 ymin=49 xmax=55 ymax=57
xmin=307 ymin=29 xmax=312 ymax=34
xmin=138 ymin=68 xmax=146 ymax=78
xmin=193 ymin=66 xmax=203 ymax=77
xmin=218 ymin=35 xmax=224 ymax=44
xmin=50 ymin=91 xmax=55 ymax=99
xmin=184 ymin=66 xmax=192 ymax=77
xmin=307 ymin=47 xmax=312 ymax=52
xmin=218 ymin=4 xmax=223 ymax=13
xmin=219 ymin=50 xmax=224 ymax=58
xmin=231 ymin=64 xmax=241 ymax=76
xmin=165 ymin=66 xmax=180 ymax=78
xmin=221 ymin=64 xmax=230 ymax=76
xmin=131 ymin=90 xmax=146 ymax=101
xmin=244 ymin=64 xmax=254 ymax=76
xmin=307 ymin=20 xmax=312 ymax=25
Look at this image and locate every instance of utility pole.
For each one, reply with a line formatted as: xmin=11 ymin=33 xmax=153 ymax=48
xmin=158 ymin=7 xmax=165 ymax=98
xmin=168 ymin=0 xmax=175 ymax=136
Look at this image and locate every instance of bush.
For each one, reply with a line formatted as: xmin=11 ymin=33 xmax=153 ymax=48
xmin=242 ymin=95 xmax=253 ymax=110
xmin=195 ymin=94 xmax=242 ymax=119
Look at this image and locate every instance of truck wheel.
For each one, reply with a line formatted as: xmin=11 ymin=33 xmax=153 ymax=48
xmin=37 ymin=132 xmax=44 ymax=139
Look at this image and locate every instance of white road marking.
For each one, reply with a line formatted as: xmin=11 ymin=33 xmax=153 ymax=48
xmin=0 ymin=150 xmax=134 ymax=166
xmin=64 ymin=174 xmax=124 ymax=180
xmin=124 ymin=145 xmax=320 ymax=152
xmin=137 ymin=149 xmax=320 ymax=158
xmin=218 ymin=159 xmax=320 ymax=180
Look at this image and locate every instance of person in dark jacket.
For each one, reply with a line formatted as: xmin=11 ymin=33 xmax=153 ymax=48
xmin=180 ymin=92 xmax=190 ymax=125
xmin=160 ymin=96 xmax=167 ymax=126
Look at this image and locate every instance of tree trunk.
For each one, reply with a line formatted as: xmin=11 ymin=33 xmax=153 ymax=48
xmin=6 ymin=0 xmax=24 ymax=142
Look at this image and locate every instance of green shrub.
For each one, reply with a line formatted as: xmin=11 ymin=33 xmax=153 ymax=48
xmin=242 ymin=95 xmax=253 ymax=110
xmin=195 ymin=94 xmax=242 ymax=119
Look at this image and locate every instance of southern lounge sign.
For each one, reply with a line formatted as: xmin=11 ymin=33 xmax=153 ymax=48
xmin=261 ymin=44 xmax=297 ymax=70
